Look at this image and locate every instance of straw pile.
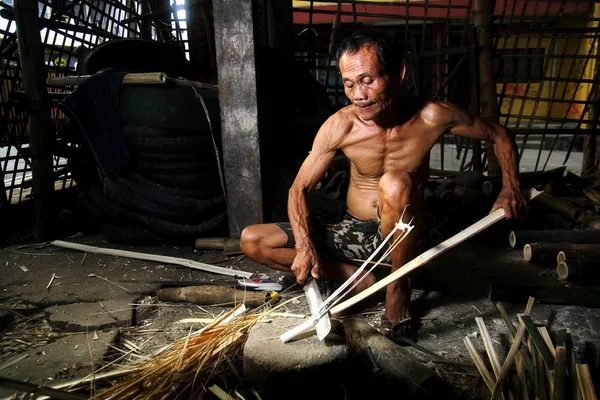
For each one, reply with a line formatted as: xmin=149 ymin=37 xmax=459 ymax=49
xmin=91 ymin=304 xmax=258 ymax=400
xmin=464 ymin=296 xmax=597 ymax=400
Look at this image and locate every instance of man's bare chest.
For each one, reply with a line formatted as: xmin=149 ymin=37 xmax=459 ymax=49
xmin=342 ymin=132 xmax=433 ymax=177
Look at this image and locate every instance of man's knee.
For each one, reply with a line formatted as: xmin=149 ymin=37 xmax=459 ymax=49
xmin=379 ymin=170 xmax=414 ymax=205
xmin=240 ymin=225 xmax=263 ymax=258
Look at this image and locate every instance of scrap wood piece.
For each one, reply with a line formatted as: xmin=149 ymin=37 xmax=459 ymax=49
xmin=50 ymin=240 xmax=252 ymax=278
xmin=208 ymin=384 xmax=236 ymax=400
xmin=281 ymin=188 xmax=543 ymax=343
xmin=0 ymin=377 xmax=87 ymax=400
xmin=582 ymin=187 xmax=600 ymax=206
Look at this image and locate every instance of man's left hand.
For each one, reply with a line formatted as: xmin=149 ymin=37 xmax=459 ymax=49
xmin=491 ymin=186 xmax=526 ymax=219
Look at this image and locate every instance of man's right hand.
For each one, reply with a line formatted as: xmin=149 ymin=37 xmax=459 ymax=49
xmin=291 ymin=248 xmax=323 ymax=285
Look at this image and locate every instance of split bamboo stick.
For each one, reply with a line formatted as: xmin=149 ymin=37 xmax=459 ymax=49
xmin=576 ymin=364 xmax=598 ymax=400
xmin=553 ymin=329 xmax=568 ymax=400
xmin=566 ymin=330 xmax=582 ymax=400
xmin=464 ymin=336 xmax=496 ymax=393
xmin=520 ymin=316 xmax=555 ymax=371
xmin=491 ymin=315 xmax=528 ymax=400
xmin=475 ymin=316 xmax=503 ymax=379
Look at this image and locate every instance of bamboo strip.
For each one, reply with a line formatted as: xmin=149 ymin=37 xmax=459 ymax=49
xmin=520 ymin=316 xmax=555 ymax=370
xmin=464 ymin=336 xmax=496 ymax=393
xmin=516 ymin=355 xmax=530 ymax=400
xmin=494 ymin=298 xmax=535 ymax=376
xmin=576 ymin=364 xmax=597 ymax=400
xmin=553 ymin=329 xmax=567 ymax=400
xmin=475 ymin=317 xmax=502 ymax=378
xmin=530 ymin=337 xmax=541 ymax=399
xmin=50 ymin=240 xmax=252 ymax=278
xmin=539 ymin=324 xmax=557 ymax=397
xmin=491 ymin=316 xmax=528 ymax=400
xmin=567 ymin=330 xmax=582 ymax=400
xmin=538 ymin=327 xmax=557 ymax=358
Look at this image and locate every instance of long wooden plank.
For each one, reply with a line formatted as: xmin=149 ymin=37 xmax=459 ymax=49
xmin=281 ymin=188 xmax=543 ymax=343
xmin=50 ymin=240 xmax=252 ymax=278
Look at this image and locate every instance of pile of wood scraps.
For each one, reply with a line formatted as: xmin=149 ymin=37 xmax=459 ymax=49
xmin=465 ymin=297 xmax=598 ymax=400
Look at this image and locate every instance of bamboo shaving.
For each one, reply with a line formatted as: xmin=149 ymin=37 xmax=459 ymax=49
xmin=89 ymin=304 xmax=270 ymax=400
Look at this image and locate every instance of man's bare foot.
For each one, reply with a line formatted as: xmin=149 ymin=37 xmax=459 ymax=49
xmin=380 ymin=312 xmax=419 ymax=344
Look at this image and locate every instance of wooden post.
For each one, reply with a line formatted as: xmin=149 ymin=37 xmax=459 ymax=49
xmin=213 ymin=0 xmax=264 ymax=237
xmin=468 ymin=26 xmax=483 ymax=172
xmin=474 ymin=0 xmax=501 ymax=175
xmin=13 ymin=0 xmax=56 ymax=240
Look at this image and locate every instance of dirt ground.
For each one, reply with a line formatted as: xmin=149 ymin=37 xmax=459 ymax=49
xmin=0 ymin=226 xmax=599 ymax=399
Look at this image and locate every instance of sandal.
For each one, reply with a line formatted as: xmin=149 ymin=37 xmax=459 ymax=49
xmin=380 ymin=314 xmax=420 ymax=346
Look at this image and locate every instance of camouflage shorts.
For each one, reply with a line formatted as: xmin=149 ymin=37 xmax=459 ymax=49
xmin=275 ymin=213 xmax=390 ymax=263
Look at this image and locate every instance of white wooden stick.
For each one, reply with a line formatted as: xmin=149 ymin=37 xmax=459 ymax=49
xmin=51 ymin=240 xmax=253 ymax=278
xmin=281 ymin=188 xmax=543 ymax=343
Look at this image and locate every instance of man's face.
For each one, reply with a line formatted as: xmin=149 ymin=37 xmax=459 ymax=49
xmin=339 ymin=45 xmax=397 ymax=122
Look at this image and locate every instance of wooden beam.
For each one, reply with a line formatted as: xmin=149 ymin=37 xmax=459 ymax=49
xmin=212 ymin=0 xmax=264 ymax=237
xmin=13 ymin=0 xmax=56 ymax=240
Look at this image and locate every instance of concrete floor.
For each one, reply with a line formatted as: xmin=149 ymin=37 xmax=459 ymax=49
xmin=0 ymin=225 xmax=599 ymax=399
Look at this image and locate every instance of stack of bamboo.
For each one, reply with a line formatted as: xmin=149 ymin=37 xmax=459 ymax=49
xmin=515 ymin=235 xmax=600 ymax=283
xmin=464 ymin=297 xmax=597 ymax=400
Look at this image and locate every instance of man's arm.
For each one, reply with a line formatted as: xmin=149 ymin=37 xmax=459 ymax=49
xmin=288 ymin=113 xmax=348 ymax=283
xmin=421 ymin=101 xmax=525 ymax=219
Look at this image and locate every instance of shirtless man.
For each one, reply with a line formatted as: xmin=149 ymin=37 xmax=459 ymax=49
xmin=240 ymin=30 xmax=526 ymax=341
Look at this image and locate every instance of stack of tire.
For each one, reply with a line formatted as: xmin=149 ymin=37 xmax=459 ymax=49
xmin=57 ymin=39 xmax=227 ymax=245
xmin=66 ymin=83 xmax=228 ymax=245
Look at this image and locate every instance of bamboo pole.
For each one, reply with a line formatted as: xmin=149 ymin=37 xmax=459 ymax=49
xmin=524 ymin=243 xmax=600 ymax=264
xmin=509 ymin=230 xmax=600 ymax=249
xmin=47 ymin=72 xmax=167 ymax=86
xmin=13 ymin=0 xmax=56 ymax=240
xmin=50 ymin=240 xmax=253 ymax=278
